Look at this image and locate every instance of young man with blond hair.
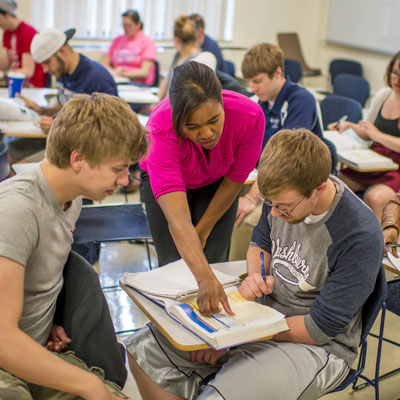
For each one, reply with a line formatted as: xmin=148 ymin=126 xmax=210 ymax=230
xmin=125 ymin=129 xmax=383 ymax=400
xmin=0 ymin=93 xmax=147 ymax=399
xmin=229 ymin=42 xmax=334 ymax=261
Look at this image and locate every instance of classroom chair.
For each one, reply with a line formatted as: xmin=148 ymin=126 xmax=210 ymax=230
xmin=284 ymin=58 xmax=303 ymax=83
xmin=329 ymin=58 xmax=363 ymax=86
xmin=366 ymin=277 xmax=400 ymax=384
xmin=73 ymin=203 xmax=153 ymax=270
xmin=277 ymin=32 xmax=321 ymax=77
xmin=329 ymin=267 xmax=387 ymax=400
xmin=0 ymin=142 xmax=10 ymax=181
xmin=320 ymin=95 xmax=363 ymax=130
xmin=333 ymin=74 xmax=370 ymax=107
xmin=224 ymin=60 xmax=236 ymax=77
xmin=152 ymin=60 xmax=160 ymax=87
xmin=53 ymin=250 xmax=127 ymax=388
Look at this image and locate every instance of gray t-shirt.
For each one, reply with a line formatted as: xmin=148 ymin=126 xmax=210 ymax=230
xmin=0 ymin=164 xmax=81 ymax=345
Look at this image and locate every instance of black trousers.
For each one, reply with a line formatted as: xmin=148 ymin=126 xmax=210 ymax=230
xmin=141 ymin=171 xmax=238 ymax=267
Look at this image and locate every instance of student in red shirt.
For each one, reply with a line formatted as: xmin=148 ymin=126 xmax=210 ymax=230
xmin=0 ymin=0 xmax=45 ymax=87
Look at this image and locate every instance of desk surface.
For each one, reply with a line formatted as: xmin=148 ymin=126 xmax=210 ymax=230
xmin=121 ymin=260 xmax=248 ymax=351
xmin=0 ymin=88 xmax=56 ymax=138
xmin=118 ymin=86 xmax=159 ymax=104
xmin=0 ymin=87 xmax=58 ymax=106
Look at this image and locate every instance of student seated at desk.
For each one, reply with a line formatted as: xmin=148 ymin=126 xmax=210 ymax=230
xmin=188 ymin=13 xmax=227 ymax=73
xmin=10 ymin=27 xmax=117 ymax=163
xmin=156 ymin=15 xmax=217 ymax=101
xmin=0 ymin=93 xmax=147 ymax=399
xmin=229 ymin=43 xmax=335 ymax=261
xmin=140 ymin=61 xmax=264 ymax=315
xmin=329 ymin=51 xmax=400 ymax=221
xmin=101 ymin=9 xmax=157 ymax=86
xmin=126 ymin=129 xmax=383 ymax=400
xmin=0 ymin=0 xmax=45 ymax=87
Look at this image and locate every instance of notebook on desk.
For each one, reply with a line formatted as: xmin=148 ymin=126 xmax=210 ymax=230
xmin=338 ymin=149 xmax=398 ymax=170
xmin=123 ymin=259 xmax=288 ymax=350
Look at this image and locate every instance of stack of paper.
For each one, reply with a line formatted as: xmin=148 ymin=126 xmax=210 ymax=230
xmin=323 ymin=128 xmax=370 ymax=151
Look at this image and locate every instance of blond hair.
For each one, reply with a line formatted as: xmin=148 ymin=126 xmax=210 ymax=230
xmin=257 ymin=129 xmax=331 ymax=198
xmin=174 ymin=15 xmax=196 ymax=44
xmin=241 ymin=43 xmax=284 ymax=79
xmin=46 ymin=93 xmax=148 ymax=167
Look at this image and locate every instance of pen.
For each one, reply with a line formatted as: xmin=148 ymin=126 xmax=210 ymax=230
xmin=333 ymin=115 xmax=348 ymax=128
xmin=260 ymin=251 xmax=266 ymax=301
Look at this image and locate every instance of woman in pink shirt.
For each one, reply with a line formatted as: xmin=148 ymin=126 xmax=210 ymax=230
xmin=102 ymin=9 xmax=157 ymax=85
xmin=140 ymin=61 xmax=264 ymax=315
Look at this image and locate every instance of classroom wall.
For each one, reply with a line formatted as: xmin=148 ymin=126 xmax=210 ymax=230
xmin=225 ymin=0 xmax=391 ymax=93
xmin=10 ymin=0 xmax=393 ymax=93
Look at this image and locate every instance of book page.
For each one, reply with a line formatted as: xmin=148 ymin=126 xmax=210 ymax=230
xmin=173 ymin=289 xmax=284 ymax=333
xmin=123 ymin=259 xmax=240 ymax=299
xmin=387 ymin=251 xmax=400 ymax=272
xmin=338 ymin=149 xmax=397 ymax=168
xmin=323 ymin=129 xmax=370 ymax=151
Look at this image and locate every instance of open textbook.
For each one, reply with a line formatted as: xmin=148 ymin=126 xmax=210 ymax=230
xmin=123 ymin=259 xmax=288 ymax=350
xmin=338 ymin=149 xmax=398 ymax=169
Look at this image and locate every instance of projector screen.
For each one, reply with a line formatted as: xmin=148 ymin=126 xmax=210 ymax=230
xmin=327 ymin=0 xmax=400 ymax=55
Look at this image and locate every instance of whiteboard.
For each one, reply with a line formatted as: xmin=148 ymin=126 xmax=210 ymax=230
xmin=327 ymin=0 xmax=400 ymax=55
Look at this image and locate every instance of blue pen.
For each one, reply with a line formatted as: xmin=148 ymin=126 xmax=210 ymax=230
xmin=260 ymin=251 xmax=266 ymax=302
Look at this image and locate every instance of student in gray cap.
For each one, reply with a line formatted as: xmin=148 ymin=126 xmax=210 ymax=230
xmin=0 ymin=0 xmax=45 ymax=87
xmin=10 ymin=27 xmax=118 ymax=164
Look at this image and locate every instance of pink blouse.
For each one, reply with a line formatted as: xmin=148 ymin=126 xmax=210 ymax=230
xmin=140 ymin=90 xmax=265 ymax=200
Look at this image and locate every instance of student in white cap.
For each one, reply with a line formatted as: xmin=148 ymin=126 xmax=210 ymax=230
xmin=0 ymin=0 xmax=45 ymax=87
xmin=10 ymin=27 xmax=118 ymax=164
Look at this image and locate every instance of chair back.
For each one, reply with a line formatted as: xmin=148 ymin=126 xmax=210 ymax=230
xmin=333 ymin=74 xmax=370 ymax=107
xmin=277 ymin=32 xmax=321 ymax=76
xmin=329 ymin=58 xmax=363 ymax=85
xmin=386 ymin=278 xmax=400 ymax=316
xmin=320 ymin=95 xmax=362 ymax=130
xmin=0 ymin=142 xmax=10 ymax=182
xmin=152 ymin=60 xmax=160 ymax=87
xmin=284 ymin=58 xmax=303 ymax=83
xmin=360 ymin=267 xmax=387 ymax=343
xmin=224 ymin=60 xmax=235 ymax=77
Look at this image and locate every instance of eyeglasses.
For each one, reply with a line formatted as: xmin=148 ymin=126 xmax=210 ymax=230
xmin=390 ymin=70 xmax=400 ymax=79
xmin=256 ymin=192 xmax=306 ymax=217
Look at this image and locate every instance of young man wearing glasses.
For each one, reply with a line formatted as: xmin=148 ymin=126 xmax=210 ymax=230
xmin=125 ymin=129 xmax=384 ymax=400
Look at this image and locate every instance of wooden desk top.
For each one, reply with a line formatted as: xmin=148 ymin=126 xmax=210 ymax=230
xmin=121 ymin=260 xmax=250 ymax=351
xmin=121 ymin=282 xmax=210 ymax=351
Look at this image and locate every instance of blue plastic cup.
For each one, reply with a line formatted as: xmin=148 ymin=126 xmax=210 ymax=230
xmin=8 ymin=72 xmax=25 ymax=98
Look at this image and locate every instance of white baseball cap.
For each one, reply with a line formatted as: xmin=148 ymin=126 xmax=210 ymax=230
xmin=0 ymin=0 xmax=17 ymax=16
xmin=31 ymin=28 xmax=76 ymax=63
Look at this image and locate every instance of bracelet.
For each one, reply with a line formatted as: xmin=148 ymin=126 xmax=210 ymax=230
xmin=245 ymin=194 xmax=257 ymax=205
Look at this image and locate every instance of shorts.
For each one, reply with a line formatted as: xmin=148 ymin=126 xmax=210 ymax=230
xmin=125 ymin=323 xmax=350 ymax=400
xmin=0 ymin=351 xmax=128 ymax=400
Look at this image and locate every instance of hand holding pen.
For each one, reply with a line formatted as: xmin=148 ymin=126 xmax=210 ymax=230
xmin=385 ymin=242 xmax=400 ymax=258
xmin=260 ymin=251 xmax=266 ymax=301
xmin=327 ymin=115 xmax=348 ymax=132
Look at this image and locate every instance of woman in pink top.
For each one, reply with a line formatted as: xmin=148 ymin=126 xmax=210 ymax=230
xmin=102 ymin=10 xmax=157 ymax=86
xmin=140 ymin=61 xmax=264 ymax=315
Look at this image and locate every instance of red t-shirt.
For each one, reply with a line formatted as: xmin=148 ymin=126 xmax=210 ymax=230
xmin=3 ymin=21 xmax=45 ymax=88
